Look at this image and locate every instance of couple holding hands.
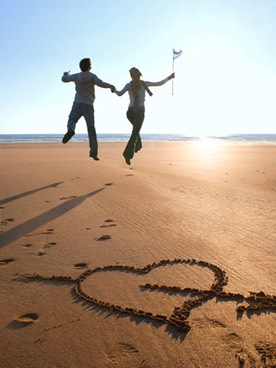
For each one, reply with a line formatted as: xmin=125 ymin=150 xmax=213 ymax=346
xmin=62 ymin=58 xmax=175 ymax=165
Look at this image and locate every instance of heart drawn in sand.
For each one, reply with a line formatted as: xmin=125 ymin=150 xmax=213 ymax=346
xmin=21 ymin=258 xmax=276 ymax=333
xmin=74 ymin=259 xmax=228 ymax=332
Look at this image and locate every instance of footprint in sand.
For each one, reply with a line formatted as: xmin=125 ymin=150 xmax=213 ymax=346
xmin=36 ymin=251 xmax=46 ymax=256
xmin=1 ymin=218 xmax=14 ymax=226
xmin=43 ymin=242 xmax=57 ymax=250
xmin=74 ymin=262 xmax=88 ymax=269
xmin=24 ymin=228 xmax=54 ymax=237
xmin=100 ymin=219 xmax=117 ymax=228
xmin=222 ymin=332 xmax=243 ymax=351
xmin=7 ymin=313 xmax=39 ymax=330
xmin=125 ymin=174 xmax=133 ymax=177
xmin=108 ymin=342 xmax=139 ymax=364
xmin=96 ymin=235 xmax=111 ymax=241
xmin=16 ymin=313 xmax=39 ymax=323
xmin=59 ymin=196 xmax=77 ymax=200
xmin=22 ymin=243 xmax=33 ymax=248
xmin=104 ymin=182 xmax=113 ymax=186
xmin=0 ymin=258 xmax=15 ymax=265
xmin=193 ymin=316 xmax=226 ymax=329
xmin=42 ymin=229 xmax=54 ymax=235
xmin=34 ymin=338 xmax=46 ymax=346
xmin=119 ymin=342 xmax=139 ymax=356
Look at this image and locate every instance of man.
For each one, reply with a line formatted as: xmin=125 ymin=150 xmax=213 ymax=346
xmin=62 ymin=58 xmax=115 ymax=160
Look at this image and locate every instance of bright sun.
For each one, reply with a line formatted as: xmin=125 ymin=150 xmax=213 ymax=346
xmin=191 ymin=137 xmax=226 ymax=156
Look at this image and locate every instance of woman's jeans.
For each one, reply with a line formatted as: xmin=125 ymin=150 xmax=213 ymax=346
xmin=67 ymin=102 xmax=98 ymax=156
xmin=124 ymin=107 xmax=145 ymax=159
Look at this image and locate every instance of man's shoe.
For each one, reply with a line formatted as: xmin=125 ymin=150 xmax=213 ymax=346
xmin=123 ymin=153 xmax=131 ymax=165
xmin=62 ymin=131 xmax=75 ymax=144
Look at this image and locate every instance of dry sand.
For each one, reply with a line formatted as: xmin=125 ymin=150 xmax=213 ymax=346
xmin=0 ymin=141 xmax=275 ymax=368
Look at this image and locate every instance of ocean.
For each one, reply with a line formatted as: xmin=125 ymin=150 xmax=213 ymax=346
xmin=0 ymin=133 xmax=276 ymax=144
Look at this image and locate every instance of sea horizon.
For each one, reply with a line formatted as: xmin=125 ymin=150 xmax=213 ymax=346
xmin=0 ymin=133 xmax=276 ymax=144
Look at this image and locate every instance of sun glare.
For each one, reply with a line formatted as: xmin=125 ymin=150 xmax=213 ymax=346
xmin=191 ymin=137 xmax=225 ymax=156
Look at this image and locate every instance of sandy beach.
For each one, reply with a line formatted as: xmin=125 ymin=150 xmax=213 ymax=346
xmin=0 ymin=141 xmax=275 ymax=368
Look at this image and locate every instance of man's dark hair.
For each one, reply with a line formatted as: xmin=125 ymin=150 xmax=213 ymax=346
xmin=79 ymin=58 xmax=91 ymax=72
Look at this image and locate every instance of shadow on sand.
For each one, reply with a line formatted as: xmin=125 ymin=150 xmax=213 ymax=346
xmin=0 ymin=182 xmax=64 ymax=206
xmin=0 ymin=187 xmax=105 ymax=249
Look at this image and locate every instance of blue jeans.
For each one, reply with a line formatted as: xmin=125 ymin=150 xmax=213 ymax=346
xmin=67 ymin=102 xmax=98 ymax=156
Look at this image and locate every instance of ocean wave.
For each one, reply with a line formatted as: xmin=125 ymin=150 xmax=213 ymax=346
xmin=0 ymin=134 xmax=275 ymax=144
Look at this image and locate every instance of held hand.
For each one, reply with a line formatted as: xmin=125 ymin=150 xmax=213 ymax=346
xmin=168 ymin=72 xmax=175 ymax=80
xmin=110 ymin=85 xmax=116 ymax=93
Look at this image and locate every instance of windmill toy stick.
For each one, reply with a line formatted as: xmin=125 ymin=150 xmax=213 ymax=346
xmin=172 ymin=49 xmax=182 ymax=95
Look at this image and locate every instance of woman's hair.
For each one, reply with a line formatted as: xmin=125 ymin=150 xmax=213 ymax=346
xmin=129 ymin=67 xmax=153 ymax=96
xmin=79 ymin=58 xmax=91 ymax=72
xmin=129 ymin=67 xmax=142 ymax=78
xmin=129 ymin=67 xmax=142 ymax=89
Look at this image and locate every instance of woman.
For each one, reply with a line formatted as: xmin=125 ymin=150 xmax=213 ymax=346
xmin=115 ymin=67 xmax=175 ymax=165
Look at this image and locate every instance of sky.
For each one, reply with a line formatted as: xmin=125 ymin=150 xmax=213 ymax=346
xmin=0 ymin=0 xmax=275 ymax=136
